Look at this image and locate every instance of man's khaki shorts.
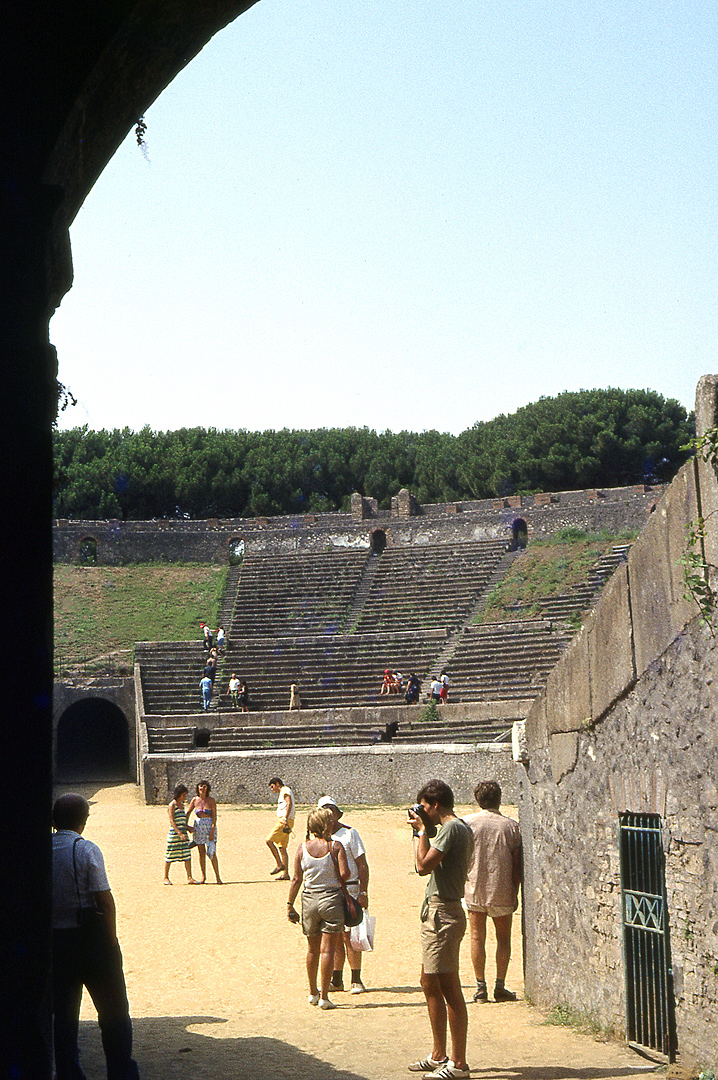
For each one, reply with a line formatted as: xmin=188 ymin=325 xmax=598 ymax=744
xmin=266 ymin=819 xmax=294 ymax=847
xmin=421 ymin=899 xmax=466 ymax=974
xmin=466 ymin=903 xmax=515 ymax=918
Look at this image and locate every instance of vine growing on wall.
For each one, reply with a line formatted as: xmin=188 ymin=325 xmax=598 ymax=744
xmin=680 ymin=427 xmax=718 ymax=630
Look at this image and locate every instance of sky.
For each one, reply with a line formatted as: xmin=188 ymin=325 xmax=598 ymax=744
xmin=50 ymin=0 xmax=717 ymax=437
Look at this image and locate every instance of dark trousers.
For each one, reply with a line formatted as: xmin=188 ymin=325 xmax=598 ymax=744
xmin=52 ymin=926 xmax=140 ymax=1080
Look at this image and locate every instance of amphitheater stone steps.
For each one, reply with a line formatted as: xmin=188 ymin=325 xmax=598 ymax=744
xmin=145 ymin=715 xmax=515 ymax=754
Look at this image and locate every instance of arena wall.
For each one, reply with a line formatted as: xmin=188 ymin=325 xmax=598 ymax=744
xmin=139 ymin=738 xmax=517 ymax=809
xmin=53 ymin=484 xmax=659 ymax=564
xmin=519 ymin=375 xmax=718 ymax=1067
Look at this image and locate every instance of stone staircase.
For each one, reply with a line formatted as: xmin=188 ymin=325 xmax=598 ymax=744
xmin=351 ymin=540 xmax=508 ymax=634
xmin=145 ymin=714 xmax=516 ymax=753
xmin=443 ymin=620 xmax=569 ymax=703
xmin=226 ymin=549 xmax=368 ymax=639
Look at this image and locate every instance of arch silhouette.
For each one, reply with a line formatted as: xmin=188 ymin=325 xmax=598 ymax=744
xmin=370 ymin=529 xmax=387 ymax=554
xmin=5 ymin=5 xmax=267 ymax=1073
xmin=56 ymin=698 xmax=131 ymax=780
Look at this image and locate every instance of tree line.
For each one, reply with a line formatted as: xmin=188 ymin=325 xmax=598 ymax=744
xmin=53 ymin=388 xmax=694 ymax=520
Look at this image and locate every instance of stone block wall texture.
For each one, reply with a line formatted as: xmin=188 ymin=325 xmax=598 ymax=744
xmin=520 ymin=376 xmax=718 ymax=1067
xmin=53 ymin=484 xmax=659 ymax=564
xmin=140 ymin=741 xmax=517 ymax=808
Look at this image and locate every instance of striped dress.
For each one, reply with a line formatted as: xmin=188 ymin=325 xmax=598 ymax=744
xmin=165 ymin=803 xmax=192 ymax=862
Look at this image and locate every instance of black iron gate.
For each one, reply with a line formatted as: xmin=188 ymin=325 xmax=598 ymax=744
xmin=618 ymin=812 xmax=675 ymax=1061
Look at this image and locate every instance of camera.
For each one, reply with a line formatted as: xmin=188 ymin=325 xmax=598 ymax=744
xmin=407 ymin=804 xmax=436 ymax=839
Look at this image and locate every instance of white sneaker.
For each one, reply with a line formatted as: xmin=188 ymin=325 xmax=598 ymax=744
xmin=319 ymin=998 xmax=337 ymax=1010
xmin=408 ymin=1057 xmax=448 ymax=1073
xmin=308 ymin=994 xmax=320 ymax=1006
xmin=350 ymin=981 xmax=367 ymax=994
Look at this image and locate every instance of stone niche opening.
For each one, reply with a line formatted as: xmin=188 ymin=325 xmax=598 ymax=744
xmin=56 ymin=698 xmax=131 ymax=780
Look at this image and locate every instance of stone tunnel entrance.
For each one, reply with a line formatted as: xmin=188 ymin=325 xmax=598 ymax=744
xmin=56 ymin=698 xmax=132 ymax=781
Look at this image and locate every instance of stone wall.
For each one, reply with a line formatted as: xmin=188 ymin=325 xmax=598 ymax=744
xmin=519 ymin=375 xmax=718 ymax=1067
xmin=53 ymin=484 xmax=659 ymax=564
xmin=139 ymin=735 xmax=516 ymax=809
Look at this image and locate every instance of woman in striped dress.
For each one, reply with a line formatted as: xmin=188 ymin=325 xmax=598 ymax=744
xmin=163 ymin=784 xmax=197 ymax=884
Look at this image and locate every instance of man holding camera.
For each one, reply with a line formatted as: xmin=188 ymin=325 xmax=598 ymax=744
xmin=52 ymin=793 xmax=140 ymax=1080
xmin=407 ymin=780 xmax=473 ymax=1080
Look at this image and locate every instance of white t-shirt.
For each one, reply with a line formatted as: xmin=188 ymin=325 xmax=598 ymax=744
xmin=333 ymin=823 xmax=366 ymax=884
xmin=277 ymin=786 xmax=295 ymax=821
xmin=229 ymin=677 xmax=240 ymax=692
xmin=52 ymin=830 xmax=110 ymax=929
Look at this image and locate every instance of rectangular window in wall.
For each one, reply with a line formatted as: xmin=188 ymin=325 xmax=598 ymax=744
xmin=618 ymin=812 xmax=675 ymax=1062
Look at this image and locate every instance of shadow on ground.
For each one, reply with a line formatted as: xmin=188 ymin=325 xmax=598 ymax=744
xmin=78 ymin=1016 xmax=376 ymax=1080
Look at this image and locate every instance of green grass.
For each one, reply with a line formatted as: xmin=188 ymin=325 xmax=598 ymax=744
xmin=54 ymin=562 xmax=228 ymax=671
xmin=475 ymin=529 xmax=637 ymax=625
xmin=543 ymin=1002 xmax=606 ymax=1038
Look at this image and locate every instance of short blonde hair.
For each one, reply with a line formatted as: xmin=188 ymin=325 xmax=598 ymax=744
xmin=306 ymin=807 xmax=334 ymax=841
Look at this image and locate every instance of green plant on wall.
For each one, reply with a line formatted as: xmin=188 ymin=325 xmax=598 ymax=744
xmin=680 ymin=427 xmax=718 ymax=631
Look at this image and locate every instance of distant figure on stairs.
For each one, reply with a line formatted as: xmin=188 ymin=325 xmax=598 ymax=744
xmin=440 ymin=671 xmax=450 ymax=703
xmin=405 ymin=673 xmax=422 ymax=704
xmin=201 ymin=622 xmax=213 ymax=650
xmin=508 ymin=518 xmax=528 ymax=551
xmin=238 ymin=679 xmax=250 ymax=712
xmin=216 ymin=626 xmax=226 ymax=654
xmin=199 ymin=675 xmax=213 ymax=711
xmin=430 ymin=677 xmax=443 ymax=704
xmin=227 ymin=674 xmax=240 ymax=709
xmin=289 ymin=683 xmax=302 ymax=711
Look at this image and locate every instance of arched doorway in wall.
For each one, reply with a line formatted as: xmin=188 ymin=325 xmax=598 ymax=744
xmin=229 ymin=537 xmax=245 ymax=565
xmin=371 ymin=529 xmax=387 ymax=554
xmin=56 ymin=698 xmax=131 ymax=781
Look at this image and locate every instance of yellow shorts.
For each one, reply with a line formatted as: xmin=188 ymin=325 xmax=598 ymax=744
xmin=421 ymin=899 xmax=466 ymax=974
xmin=267 ymin=819 xmax=294 ymax=847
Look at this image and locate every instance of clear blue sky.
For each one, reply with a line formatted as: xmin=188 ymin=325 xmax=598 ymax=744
xmin=50 ymin=0 xmax=717 ymax=436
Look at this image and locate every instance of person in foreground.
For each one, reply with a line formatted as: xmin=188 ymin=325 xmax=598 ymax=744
xmin=186 ymin=780 xmax=223 ymax=884
xmin=407 ymin=780 xmax=473 ymax=1080
xmin=266 ymin=776 xmax=295 ymax=879
xmin=52 ymin=793 xmax=140 ymax=1080
xmin=286 ymin=807 xmax=350 ymax=1009
xmin=317 ymin=795 xmax=370 ymax=994
xmin=464 ymin=780 xmax=521 ymax=1003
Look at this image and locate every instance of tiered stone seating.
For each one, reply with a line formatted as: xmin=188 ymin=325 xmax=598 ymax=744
xmin=145 ymin=714 xmax=516 ymax=753
xmin=137 ymin=641 xmax=225 ymax=715
xmin=227 ymin=549 xmax=368 ymax=639
xmin=445 ymin=621 xmax=568 ymax=702
xmin=215 ymin=629 xmax=444 ymax=712
xmin=508 ymin=544 xmax=632 ymax=625
xmin=138 ymin=632 xmax=444 ymax=714
xmin=351 ymin=540 xmax=507 ymax=633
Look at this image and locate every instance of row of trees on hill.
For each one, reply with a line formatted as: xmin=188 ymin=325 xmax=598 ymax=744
xmin=53 ymin=388 xmax=694 ymax=520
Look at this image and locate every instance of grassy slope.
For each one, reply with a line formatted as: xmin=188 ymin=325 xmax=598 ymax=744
xmin=53 ymin=529 xmax=636 ymax=669
xmin=476 ymin=528 xmax=637 ymax=624
xmin=54 ymin=563 xmax=228 ymax=670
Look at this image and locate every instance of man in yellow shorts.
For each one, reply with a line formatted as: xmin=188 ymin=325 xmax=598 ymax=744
xmin=266 ymin=777 xmax=295 ymax=880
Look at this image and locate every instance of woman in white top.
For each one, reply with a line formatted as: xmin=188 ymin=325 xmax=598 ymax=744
xmin=286 ymin=808 xmax=349 ymax=1009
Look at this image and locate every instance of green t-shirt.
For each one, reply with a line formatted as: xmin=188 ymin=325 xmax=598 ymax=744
xmin=425 ymin=816 xmax=473 ymax=902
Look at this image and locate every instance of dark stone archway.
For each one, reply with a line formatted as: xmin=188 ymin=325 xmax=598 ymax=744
xmin=56 ymin=699 xmax=131 ymax=781
xmin=2 ymin=5 xmax=261 ymax=1074
xmin=371 ymin=529 xmax=387 ymax=554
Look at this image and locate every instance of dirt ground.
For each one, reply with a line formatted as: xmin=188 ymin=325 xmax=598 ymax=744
xmin=64 ymin=783 xmax=663 ymax=1080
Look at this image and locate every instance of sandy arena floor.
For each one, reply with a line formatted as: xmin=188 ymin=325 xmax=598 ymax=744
xmin=61 ymin=783 xmax=662 ymax=1080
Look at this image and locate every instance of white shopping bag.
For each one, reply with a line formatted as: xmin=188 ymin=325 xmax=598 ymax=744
xmin=350 ymin=911 xmax=376 ymax=952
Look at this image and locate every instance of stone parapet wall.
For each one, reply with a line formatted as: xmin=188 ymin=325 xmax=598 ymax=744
xmin=140 ymin=698 xmax=529 ymax=730
xmin=519 ymin=375 xmax=718 ymax=1066
xmin=140 ymin=739 xmax=516 ymax=807
xmin=54 ymin=484 xmax=660 ymax=564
